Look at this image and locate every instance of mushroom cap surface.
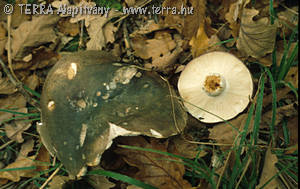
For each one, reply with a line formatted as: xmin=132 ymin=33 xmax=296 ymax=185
xmin=178 ymin=51 xmax=253 ymax=123
xmin=39 ymin=51 xmax=187 ymax=176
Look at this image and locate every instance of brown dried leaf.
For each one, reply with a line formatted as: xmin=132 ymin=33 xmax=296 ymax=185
xmin=262 ymin=103 xmax=298 ymax=127
xmin=285 ymin=67 xmax=298 ymax=88
xmin=86 ymin=11 xmax=122 ymax=50
xmin=169 ymin=136 xmax=207 ymax=159
xmin=4 ymin=119 xmax=31 ymax=143
xmin=9 ymin=14 xmax=60 ymax=60
xmin=35 ymin=145 xmax=51 ymax=173
xmin=209 ymin=113 xmax=254 ymax=151
xmin=48 ymin=175 xmax=72 ymax=189
xmin=0 ymin=72 xmax=17 ymax=95
xmin=256 ymin=148 xmax=281 ymax=188
xmin=57 ymin=18 xmax=80 ymax=37
xmin=0 ymin=139 xmax=37 ymax=182
xmin=224 ymin=1 xmax=242 ymax=38
xmin=87 ymin=169 xmax=116 ymax=189
xmin=115 ymin=136 xmax=191 ymax=189
xmin=132 ymin=31 xmax=183 ymax=72
xmin=0 ymin=93 xmax=26 ymax=124
xmin=11 ymin=0 xmax=31 ymax=28
xmin=236 ymin=8 xmax=278 ymax=58
xmin=30 ymin=47 xmax=60 ymax=70
xmin=161 ymin=0 xmax=206 ymax=40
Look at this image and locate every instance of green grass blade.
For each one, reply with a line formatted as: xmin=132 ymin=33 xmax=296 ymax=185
xmin=265 ymin=68 xmax=277 ymax=145
xmin=269 ymin=0 xmax=276 ymax=24
xmin=88 ymin=169 xmax=158 ymax=189
xmin=23 ymin=84 xmax=41 ymax=98
xmin=252 ymin=74 xmax=265 ymax=145
xmin=0 ymin=166 xmax=36 ymax=172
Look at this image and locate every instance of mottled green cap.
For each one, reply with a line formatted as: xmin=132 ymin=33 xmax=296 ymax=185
xmin=39 ymin=51 xmax=187 ymax=176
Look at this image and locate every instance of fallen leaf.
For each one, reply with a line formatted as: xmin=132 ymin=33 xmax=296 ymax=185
xmin=35 ymin=145 xmax=51 ymax=173
xmin=129 ymin=20 xmax=162 ymax=37
xmin=0 ymin=93 xmax=27 ymax=124
xmin=263 ymin=86 xmax=291 ymax=108
xmin=9 ymin=14 xmax=60 ymax=60
xmin=0 ymin=139 xmax=38 ymax=182
xmin=285 ymin=67 xmax=298 ymax=88
xmin=161 ymin=0 xmax=206 ymax=40
xmin=115 ymin=136 xmax=191 ymax=189
xmin=236 ymin=8 xmax=278 ymax=58
xmin=132 ymin=31 xmax=183 ymax=72
xmin=225 ymin=0 xmax=242 ymax=38
xmin=30 ymin=47 xmax=60 ymax=70
xmin=11 ymin=0 xmax=31 ymax=28
xmin=0 ymin=72 xmax=17 ymax=95
xmin=86 ymin=10 xmax=122 ymax=50
xmin=256 ymin=148 xmax=281 ymax=188
xmin=209 ymin=113 xmax=254 ymax=151
xmin=262 ymin=103 xmax=298 ymax=127
xmin=48 ymin=175 xmax=72 ymax=189
xmin=57 ymin=18 xmax=80 ymax=37
xmin=189 ymin=25 xmax=210 ymax=57
xmin=169 ymin=136 xmax=207 ymax=159
xmin=87 ymin=168 xmax=116 ymax=189
xmin=4 ymin=118 xmax=31 ymax=143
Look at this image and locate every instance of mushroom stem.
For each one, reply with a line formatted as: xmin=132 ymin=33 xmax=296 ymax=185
xmin=202 ymin=73 xmax=226 ymax=96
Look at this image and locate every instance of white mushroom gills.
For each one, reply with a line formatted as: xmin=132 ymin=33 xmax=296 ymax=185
xmin=202 ymin=73 xmax=226 ymax=96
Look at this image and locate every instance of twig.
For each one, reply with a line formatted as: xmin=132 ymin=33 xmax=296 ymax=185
xmin=39 ymin=164 xmax=63 ymax=189
xmin=0 ymin=139 xmax=14 ymax=150
xmin=7 ymin=15 xmax=17 ymax=80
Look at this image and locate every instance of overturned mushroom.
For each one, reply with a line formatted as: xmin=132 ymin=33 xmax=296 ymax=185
xmin=38 ymin=51 xmax=187 ymax=177
xmin=178 ymin=51 xmax=253 ymax=123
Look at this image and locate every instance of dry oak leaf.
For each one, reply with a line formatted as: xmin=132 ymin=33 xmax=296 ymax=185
xmin=0 ymin=139 xmax=38 ymax=182
xmin=209 ymin=113 xmax=254 ymax=151
xmin=115 ymin=136 xmax=192 ymax=189
xmin=4 ymin=113 xmax=32 ymax=143
xmin=57 ymin=18 xmax=80 ymax=37
xmin=224 ymin=0 xmax=243 ymax=38
xmin=0 ymin=93 xmax=26 ymax=124
xmin=85 ymin=10 xmax=122 ymax=50
xmin=236 ymin=8 xmax=278 ymax=59
xmin=256 ymin=148 xmax=281 ymax=189
xmin=0 ymin=72 xmax=17 ymax=95
xmin=8 ymin=14 xmax=60 ymax=60
xmin=132 ymin=31 xmax=183 ymax=72
xmin=161 ymin=0 xmax=206 ymax=40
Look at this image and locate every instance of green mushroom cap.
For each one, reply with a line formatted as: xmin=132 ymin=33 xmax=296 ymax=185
xmin=38 ymin=51 xmax=187 ymax=176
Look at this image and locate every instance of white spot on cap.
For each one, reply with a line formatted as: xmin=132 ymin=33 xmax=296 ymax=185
xmin=77 ymin=99 xmax=86 ymax=109
xmin=80 ymin=124 xmax=88 ymax=147
xmin=67 ymin=63 xmax=77 ymax=80
xmin=76 ymin=166 xmax=87 ymax=177
xmin=150 ymin=129 xmax=163 ymax=138
xmin=47 ymin=101 xmax=55 ymax=111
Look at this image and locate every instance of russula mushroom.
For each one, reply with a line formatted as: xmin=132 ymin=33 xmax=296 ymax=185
xmin=178 ymin=51 xmax=253 ymax=123
xmin=38 ymin=51 xmax=187 ymax=177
